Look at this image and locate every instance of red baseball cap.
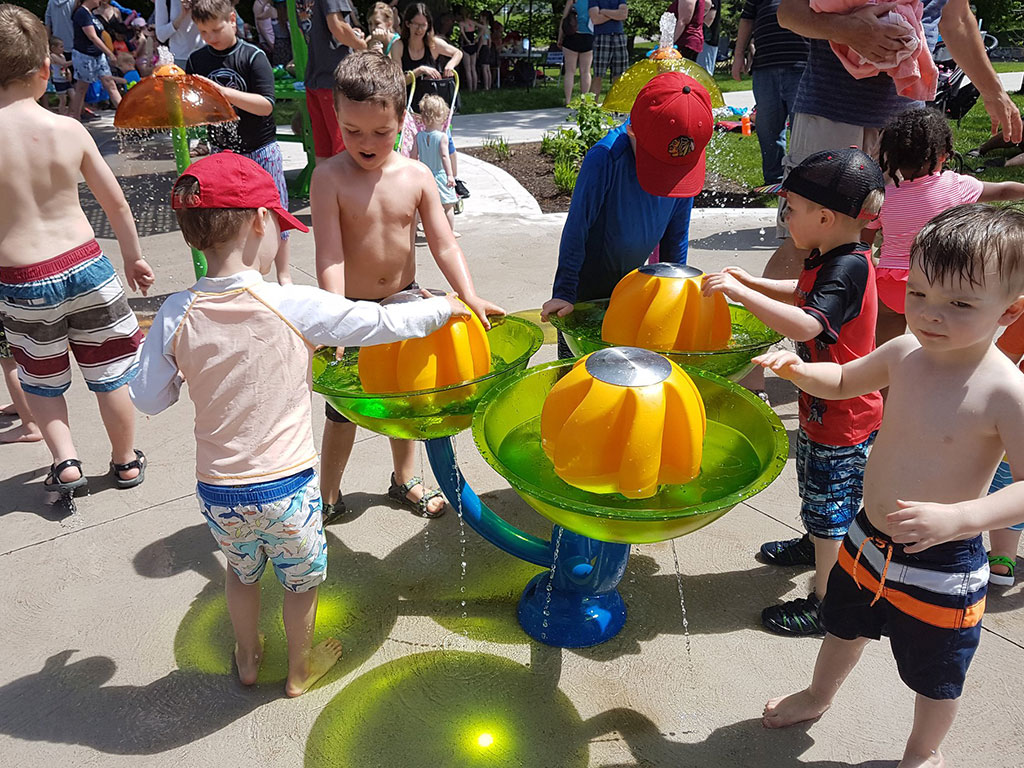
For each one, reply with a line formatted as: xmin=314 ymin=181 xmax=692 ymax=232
xmin=171 ymin=152 xmax=308 ymax=233
xmin=629 ymin=72 xmax=713 ymax=198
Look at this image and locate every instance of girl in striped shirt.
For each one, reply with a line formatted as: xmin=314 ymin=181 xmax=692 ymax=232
xmin=873 ymin=107 xmax=1024 ymax=347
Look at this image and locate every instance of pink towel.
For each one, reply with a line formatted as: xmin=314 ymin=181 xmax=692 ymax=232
xmin=809 ymin=0 xmax=938 ymax=101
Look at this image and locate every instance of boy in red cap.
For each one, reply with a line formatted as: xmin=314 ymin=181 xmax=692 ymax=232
xmin=541 ymin=71 xmax=712 ymax=358
xmin=704 ymin=148 xmax=885 ymax=636
xmin=129 ymin=152 xmax=468 ymax=697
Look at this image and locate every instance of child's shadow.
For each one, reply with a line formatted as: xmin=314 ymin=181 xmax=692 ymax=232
xmin=0 ymin=650 xmax=275 ymax=754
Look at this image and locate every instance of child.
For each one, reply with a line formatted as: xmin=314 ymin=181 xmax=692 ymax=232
xmin=757 ymin=202 xmax=1024 ymax=767
xmin=311 ymin=51 xmax=503 ymax=522
xmin=186 ymin=0 xmax=293 ymax=285
xmin=873 ymin=107 xmax=1024 ymax=348
xmin=0 ymin=4 xmax=153 ymax=494
xmin=412 ymin=94 xmax=458 ymax=235
xmin=48 ymin=36 xmax=71 ymax=115
xmin=981 ymin=315 xmax=1024 ymax=586
xmin=130 ymin=153 xmax=466 ymax=696
xmin=703 ymin=147 xmax=885 ymax=636
xmin=366 ymin=2 xmax=399 ymax=54
xmin=113 ymin=51 xmax=140 ymax=90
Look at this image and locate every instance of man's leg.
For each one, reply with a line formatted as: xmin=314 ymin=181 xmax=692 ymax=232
xmin=751 ymin=67 xmax=787 ymax=185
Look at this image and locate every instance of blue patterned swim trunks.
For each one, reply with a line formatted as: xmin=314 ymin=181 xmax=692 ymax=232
xmin=197 ymin=468 xmax=327 ymax=592
xmin=796 ymin=428 xmax=876 ymax=540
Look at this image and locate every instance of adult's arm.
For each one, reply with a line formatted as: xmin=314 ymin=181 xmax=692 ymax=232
xmin=673 ymin=0 xmax=697 ymax=42
xmin=154 ymin=0 xmax=183 ymax=44
xmin=603 ymin=3 xmax=629 ymax=21
xmin=939 ymin=0 xmax=1022 ymax=142
xmin=559 ymin=0 xmax=572 ymax=44
xmin=83 ymin=24 xmax=116 ymax=59
xmin=327 ymin=11 xmax=368 ymax=50
xmin=776 ymin=0 xmax=913 ymax=63
xmin=44 ymin=1 xmax=54 ymax=33
xmin=732 ymin=17 xmax=754 ymax=79
xmin=431 ymin=36 xmax=463 ymax=75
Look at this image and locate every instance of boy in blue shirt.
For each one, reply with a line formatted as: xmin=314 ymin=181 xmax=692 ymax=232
xmin=187 ymin=0 xmax=293 ymax=284
xmin=541 ymin=72 xmax=711 ymax=357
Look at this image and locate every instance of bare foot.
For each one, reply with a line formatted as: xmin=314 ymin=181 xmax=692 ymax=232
xmin=762 ymin=689 xmax=830 ymax=728
xmin=898 ymin=750 xmax=944 ymax=767
xmin=285 ymin=637 xmax=343 ymax=697
xmin=235 ymin=634 xmax=265 ymax=686
xmin=0 ymin=424 xmax=43 ymax=443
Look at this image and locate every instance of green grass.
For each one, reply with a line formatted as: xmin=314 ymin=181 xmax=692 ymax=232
xmin=992 ymin=61 xmax=1024 ymax=73
xmin=950 ymin=91 xmax=1024 ymax=184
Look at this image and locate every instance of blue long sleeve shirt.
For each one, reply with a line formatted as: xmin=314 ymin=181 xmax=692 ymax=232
xmin=552 ymin=123 xmax=694 ymax=304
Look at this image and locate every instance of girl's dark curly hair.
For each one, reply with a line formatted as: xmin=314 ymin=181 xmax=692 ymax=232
xmin=878 ymin=107 xmax=953 ymax=186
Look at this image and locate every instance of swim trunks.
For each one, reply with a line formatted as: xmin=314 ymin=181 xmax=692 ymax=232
xmin=796 ymin=427 xmax=875 ymax=540
xmin=0 ymin=240 xmax=142 ymax=397
xmin=197 ymin=468 xmax=327 ymax=592
xmin=821 ymin=510 xmax=988 ymax=699
xmin=876 ymin=267 xmax=909 ymax=314
xmin=0 ymin=319 xmax=11 ymax=359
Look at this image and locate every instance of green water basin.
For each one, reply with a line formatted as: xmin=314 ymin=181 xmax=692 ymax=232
xmin=549 ymin=300 xmax=783 ymax=381
xmin=312 ymin=316 xmax=543 ymax=440
xmin=472 ymin=359 xmax=788 ymax=544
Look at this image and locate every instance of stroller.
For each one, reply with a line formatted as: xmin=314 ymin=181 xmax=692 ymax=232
xmin=396 ymin=72 xmax=462 ymax=211
xmin=928 ymin=28 xmax=999 ymax=122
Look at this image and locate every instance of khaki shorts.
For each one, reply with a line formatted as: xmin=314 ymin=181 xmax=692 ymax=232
xmin=776 ymin=113 xmax=882 ymax=239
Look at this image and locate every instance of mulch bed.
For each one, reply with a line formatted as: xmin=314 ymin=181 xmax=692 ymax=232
xmin=463 ymin=142 xmax=767 ymax=213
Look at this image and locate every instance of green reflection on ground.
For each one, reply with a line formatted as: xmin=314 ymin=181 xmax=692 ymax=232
xmin=305 ymin=651 xmax=588 ymax=768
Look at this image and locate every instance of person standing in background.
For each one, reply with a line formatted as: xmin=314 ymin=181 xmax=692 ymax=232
xmin=154 ymin=0 xmax=203 ymax=68
xmin=697 ymin=0 xmax=721 ymax=73
xmin=304 ymin=0 xmax=366 ymax=162
xmin=558 ymin=0 xmax=594 ymax=107
xmin=732 ymin=0 xmax=809 ymax=184
xmin=671 ymin=0 xmax=704 ymax=61
xmin=45 ymin=0 xmax=75 ymax=51
xmin=589 ymin=0 xmax=628 ymax=95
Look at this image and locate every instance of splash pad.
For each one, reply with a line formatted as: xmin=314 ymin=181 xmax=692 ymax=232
xmin=313 ymin=314 xmax=786 ymax=647
xmin=114 ymin=62 xmax=237 ymax=277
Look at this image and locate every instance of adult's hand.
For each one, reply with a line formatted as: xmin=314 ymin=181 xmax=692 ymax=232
xmin=730 ymin=56 xmax=745 ymax=81
xmin=835 ymin=4 xmax=914 ymax=62
xmin=982 ymin=86 xmax=1024 ymax=143
xmin=442 ymin=66 xmax=456 ymax=78
xmin=416 ymin=65 xmax=441 ymax=79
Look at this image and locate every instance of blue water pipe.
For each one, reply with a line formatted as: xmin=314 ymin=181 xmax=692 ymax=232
xmin=425 ymin=437 xmax=631 ymax=648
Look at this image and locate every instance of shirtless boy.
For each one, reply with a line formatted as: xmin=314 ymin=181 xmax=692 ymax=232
xmin=756 ymin=203 xmax=1024 ymax=767
xmin=310 ymin=51 xmax=502 ymax=522
xmin=0 ymin=5 xmax=154 ymax=495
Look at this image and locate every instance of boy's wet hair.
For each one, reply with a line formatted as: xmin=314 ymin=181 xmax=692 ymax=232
xmin=911 ymin=203 xmax=1024 ymax=294
xmin=190 ymin=0 xmax=237 ymax=23
xmin=0 ymin=4 xmax=48 ymax=88
xmin=418 ymin=94 xmax=448 ymax=126
xmin=333 ymin=51 xmax=405 ymax=119
xmin=172 ymin=175 xmax=256 ymax=251
xmin=879 ymin=108 xmax=953 ymax=186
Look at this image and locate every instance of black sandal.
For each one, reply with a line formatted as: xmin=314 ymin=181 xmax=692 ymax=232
xmin=110 ymin=449 xmax=146 ymax=489
xmin=45 ymin=458 xmax=88 ymax=494
xmin=387 ymin=473 xmax=446 ymax=518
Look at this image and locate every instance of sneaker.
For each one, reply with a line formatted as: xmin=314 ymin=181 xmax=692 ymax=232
xmin=759 ymin=533 xmax=815 ymax=566
xmin=322 ymin=498 xmax=347 ymax=526
xmin=762 ymin=594 xmax=824 ymax=635
xmin=454 ymin=178 xmax=470 ymax=198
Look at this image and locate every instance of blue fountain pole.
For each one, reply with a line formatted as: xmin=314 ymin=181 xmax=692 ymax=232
xmin=425 ymin=437 xmax=631 ymax=648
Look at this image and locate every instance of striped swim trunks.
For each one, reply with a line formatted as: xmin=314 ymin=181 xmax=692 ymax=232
xmin=821 ymin=510 xmax=988 ymax=699
xmin=0 ymin=240 xmax=143 ymax=397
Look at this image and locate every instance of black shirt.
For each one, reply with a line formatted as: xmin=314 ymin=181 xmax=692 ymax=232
xmin=72 ymin=5 xmax=103 ymax=56
xmin=186 ymin=40 xmax=276 ymax=154
xmin=704 ymin=0 xmax=722 ymax=47
xmin=740 ymin=0 xmax=809 ymax=70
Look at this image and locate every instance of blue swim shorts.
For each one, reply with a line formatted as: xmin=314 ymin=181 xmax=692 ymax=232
xmin=197 ymin=468 xmax=327 ymax=593
xmin=987 ymin=460 xmax=1024 ymax=531
xmin=822 ymin=510 xmax=988 ymax=700
xmin=796 ymin=428 xmax=875 ymax=540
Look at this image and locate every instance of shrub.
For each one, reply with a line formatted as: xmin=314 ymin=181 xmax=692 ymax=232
xmin=541 ymin=127 xmax=584 ymax=162
xmin=569 ymin=94 xmax=618 ymax=151
xmin=482 ymin=135 xmax=511 ymax=160
xmin=553 ymin=156 xmax=579 ymax=194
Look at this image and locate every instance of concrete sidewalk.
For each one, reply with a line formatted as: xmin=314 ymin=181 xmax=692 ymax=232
xmin=1 ymin=122 xmax=1023 ymax=768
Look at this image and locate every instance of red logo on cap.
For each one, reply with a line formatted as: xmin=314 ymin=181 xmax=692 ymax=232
xmin=667 ymin=135 xmax=695 ymax=158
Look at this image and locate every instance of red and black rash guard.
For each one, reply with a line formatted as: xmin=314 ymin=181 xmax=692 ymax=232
xmin=795 ymin=242 xmax=883 ymax=447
